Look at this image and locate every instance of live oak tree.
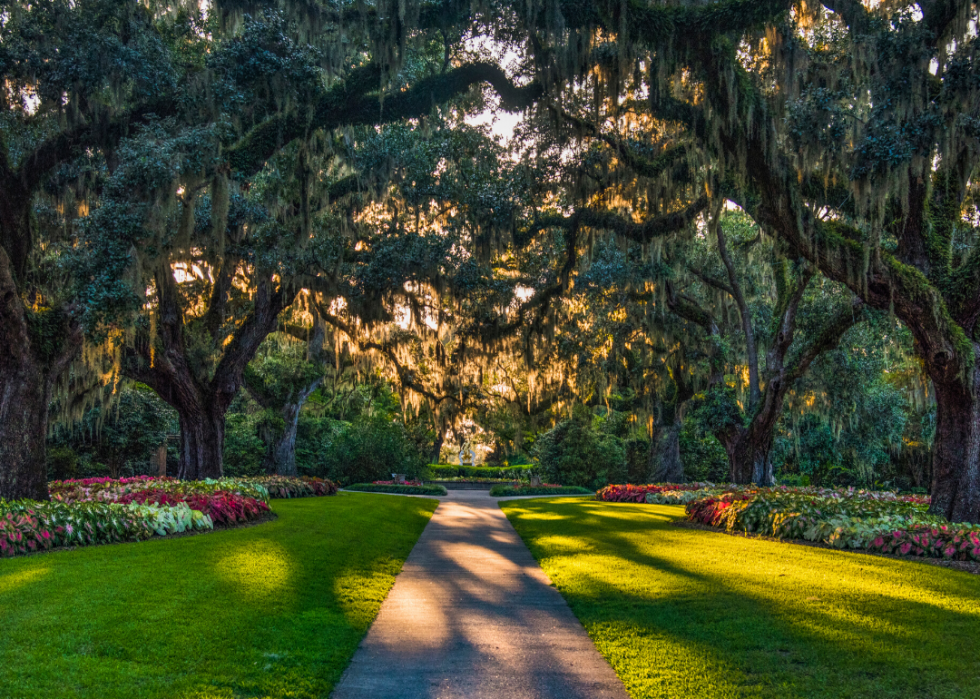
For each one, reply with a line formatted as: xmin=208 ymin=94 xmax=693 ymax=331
xmin=107 ymin=3 xmax=546 ymax=480
xmin=8 ymin=0 xmax=978 ymax=516
xmin=670 ymin=212 xmax=865 ymax=484
xmin=680 ymin=0 xmax=980 ymax=518
xmin=519 ymin=0 xmax=980 ymax=519
xmin=0 ymin=0 xmax=543 ymax=489
xmin=0 ymin=0 xmax=201 ymax=499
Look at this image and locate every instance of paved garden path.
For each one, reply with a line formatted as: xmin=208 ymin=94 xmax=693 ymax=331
xmin=331 ymin=491 xmax=629 ymax=699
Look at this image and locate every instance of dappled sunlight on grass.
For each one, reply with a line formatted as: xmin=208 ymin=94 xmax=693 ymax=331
xmin=217 ymin=539 xmax=294 ymax=603
xmin=0 ymin=495 xmax=438 ymax=699
xmin=332 ymin=567 xmax=400 ymax=622
xmin=509 ymin=510 xmax=572 ymax=521
xmin=0 ymin=565 xmax=50 ymax=594
xmin=503 ymin=498 xmax=980 ymax=699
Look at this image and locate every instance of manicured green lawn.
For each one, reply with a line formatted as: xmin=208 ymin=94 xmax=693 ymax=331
xmin=0 ymin=493 xmax=438 ymax=699
xmin=502 ymin=498 xmax=980 ymax=699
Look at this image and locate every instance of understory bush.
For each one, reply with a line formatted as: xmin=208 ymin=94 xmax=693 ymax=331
xmin=345 ymin=483 xmax=447 ymax=496
xmin=678 ymin=419 xmax=729 ymax=482
xmin=489 ymin=484 xmax=593 ymax=497
xmin=322 ymin=415 xmax=425 ymax=485
xmin=533 ymin=418 xmax=627 ymax=490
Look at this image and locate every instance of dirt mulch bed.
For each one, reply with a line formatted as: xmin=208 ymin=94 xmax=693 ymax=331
xmin=672 ymin=519 xmax=980 ymax=575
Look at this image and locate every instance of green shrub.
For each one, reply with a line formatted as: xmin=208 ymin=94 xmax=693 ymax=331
xmin=533 ymin=418 xmax=627 ymax=490
xmin=345 ymin=483 xmax=447 ymax=496
xmin=678 ymin=417 xmax=729 ymax=482
xmin=47 ymin=383 xmax=178 ymax=478
xmin=223 ymin=413 xmax=266 ymax=477
xmin=294 ymin=416 xmax=347 ymax=476
xmin=46 ymin=446 xmax=79 ymax=481
xmin=489 ymin=484 xmax=593 ymax=497
xmin=323 ymin=415 xmax=425 ymax=485
xmin=624 ymin=438 xmax=651 ymax=484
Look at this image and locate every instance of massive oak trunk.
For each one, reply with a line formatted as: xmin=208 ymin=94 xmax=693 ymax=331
xmin=0 ymin=359 xmax=53 ymax=501
xmin=928 ymin=348 xmax=980 ymax=523
xmin=174 ymin=395 xmax=229 ymax=480
xmin=430 ymin=430 xmax=446 ymax=465
xmin=0 ymin=247 xmax=81 ymax=501
xmin=719 ymin=422 xmax=777 ymax=486
xmin=264 ymin=404 xmax=300 ymax=477
xmin=125 ymin=267 xmax=295 ymax=480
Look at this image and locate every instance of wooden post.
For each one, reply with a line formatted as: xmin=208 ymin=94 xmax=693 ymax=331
xmin=156 ymin=444 xmax=168 ymax=477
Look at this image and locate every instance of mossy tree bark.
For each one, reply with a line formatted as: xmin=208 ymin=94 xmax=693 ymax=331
xmin=0 ymin=248 xmax=82 ymax=500
xmin=647 ymin=360 xmax=694 ymax=484
xmin=250 ymin=379 xmax=322 ymax=477
xmin=124 ymin=266 xmax=297 ymax=480
xmin=668 ymin=256 xmax=863 ymax=485
xmin=930 ymin=359 xmax=980 ymax=522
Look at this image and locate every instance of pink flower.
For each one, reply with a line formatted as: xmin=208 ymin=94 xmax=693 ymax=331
xmin=944 ymin=546 xmax=956 ymax=558
xmin=872 ymin=537 xmax=884 ymax=548
xmin=900 ymin=543 xmax=912 ymax=555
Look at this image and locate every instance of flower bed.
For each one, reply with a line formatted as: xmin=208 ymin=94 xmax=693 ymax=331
xmin=345 ymin=483 xmax=448 ymax=496
xmin=0 ymin=499 xmax=212 ymax=558
xmin=115 ymin=490 xmax=268 ymax=526
xmin=49 ymin=476 xmax=267 ymax=504
xmin=240 ymin=476 xmax=338 ymax=498
xmin=49 ymin=477 xmax=270 ymax=526
xmin=0 ymin=475 xmax=337 ymax=558
xmin=683 ymin=485 xmax=980 ymax=563
xmin=595 ymin=483 xmax=714 ymax=503
xmin=489 ymin=484 xmax=593 ymax=497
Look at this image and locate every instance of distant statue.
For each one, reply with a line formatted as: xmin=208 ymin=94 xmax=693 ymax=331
xmin=458 ymin=442 xmax=476 ymax=466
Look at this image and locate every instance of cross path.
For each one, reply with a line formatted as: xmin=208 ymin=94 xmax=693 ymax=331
xmin=332 ymin=491 xmax=630 ymax=699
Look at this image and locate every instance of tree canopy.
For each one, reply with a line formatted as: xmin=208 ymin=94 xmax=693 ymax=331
xmin=1 ymin=0 xmax=977 ymax=523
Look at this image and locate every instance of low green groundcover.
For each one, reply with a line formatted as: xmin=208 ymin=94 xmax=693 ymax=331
xmin=427 ymin=477 xmax=517 ymax=483
xmin=489 ymin=484 xmax=593 ymax=497
xmin=0 ymin=494 xmax=437 ymax=699
xmin=427 ymin=464 xmax=533 ymax=479
xmin=502 ymin=498 xmax=980 ymax=699
xmin=345 ymin=483 xmax=448 ymax=496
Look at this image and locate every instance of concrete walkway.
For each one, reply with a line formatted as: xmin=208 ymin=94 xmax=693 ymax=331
xmin=331 ymin=491 xmax=629 ymax=699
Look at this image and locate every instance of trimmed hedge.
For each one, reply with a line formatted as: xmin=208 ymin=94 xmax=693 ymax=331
xmin=427 ymin=464 xmax=533 ymax=480
xmin=489 ymin=485 xmax=593 ymax=497
xmin=345 ymin=483 xmax=448 ymax=496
